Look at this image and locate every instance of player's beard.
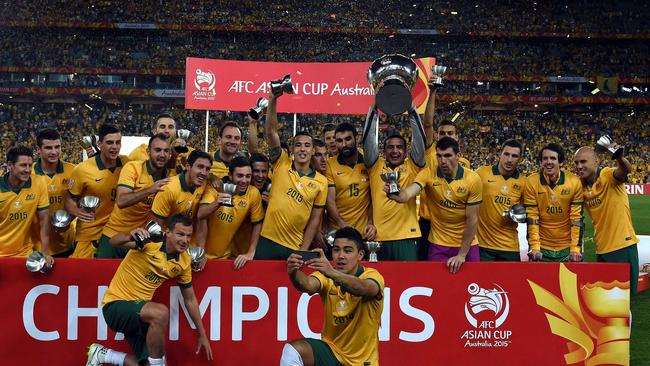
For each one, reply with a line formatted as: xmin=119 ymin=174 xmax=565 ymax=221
xmin=341 ymin=145 xmax=356 ymax=158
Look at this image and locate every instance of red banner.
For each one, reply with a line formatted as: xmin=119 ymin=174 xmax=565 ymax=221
xmin=0 ymin=258 xmax=630 ymax=365
xmin=625 ymin=184 xmax=650 ymax=195
xmin=184 ymin=57 xmax=436 ymax=114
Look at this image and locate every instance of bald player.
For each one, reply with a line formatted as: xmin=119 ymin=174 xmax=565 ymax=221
xmin=524 ymin=143 xmax=584 ymax=262
xmin=574 ymin=145 xmax=639 ymax=294
xmin=476 ymin=139 xmax=526 ymax=261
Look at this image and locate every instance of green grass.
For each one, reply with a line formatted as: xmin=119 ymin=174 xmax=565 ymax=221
xmin=583 ymin=195 xmax=650 ymax=365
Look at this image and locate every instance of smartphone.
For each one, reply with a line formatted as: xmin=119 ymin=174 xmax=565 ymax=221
xmin=293 ymin=250 xmax=320 ymax=261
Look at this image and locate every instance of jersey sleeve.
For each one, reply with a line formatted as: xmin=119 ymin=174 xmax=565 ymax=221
xmin=414 ymin=166 xmax=433 ymax=191
xmin=68 ymin=165 xmax=86 ymax=197
xmin=361 ymin=268 xmax=385 ymax=300
xmin=200 ymin=186 xmax=218 ymax=205
xmin=523 ymin=175 xmax=541 ymax=251
xmin=176 ymin=263 xmax=193 ymax=287
xmin=151 ymin=185 xmax=173 ymax=219
xmin=310 ymin=270 xmax=328 ymax=296
xmin=37 ymin=178 xmax=50 ymax=210
xmin=325 ymin=159 xmax=335 ymax=186
xmin=117 ymin=162 xmax=138 ymax=190
xmin=314 ymin=176 xmax=328 ymax=208
xmin=249 ymin=188 xmax=265 ymax=223
xmin=273 ymin=149 xmax=290 ymax=171
xmin=569 ymin=177 xmax=585 ymax=251
xmin=467 ymin=172 xmax=483 ymax=205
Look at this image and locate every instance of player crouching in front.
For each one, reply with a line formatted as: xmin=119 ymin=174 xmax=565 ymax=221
xmin=282 ymin=227 xmax=384 ymax=366
xmin=86 ymin=214 xmax=212 ymax=366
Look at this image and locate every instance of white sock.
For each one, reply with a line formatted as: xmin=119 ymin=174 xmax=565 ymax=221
xmin=280 ymin=343 xmax=304 ymax=366
xmin=148 ymin=356 xmax=165 ymax=366
xmin=105 ymin=349 xmax=127 ymax=365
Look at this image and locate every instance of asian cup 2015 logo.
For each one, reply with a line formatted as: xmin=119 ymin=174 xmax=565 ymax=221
xmin=460 ymin=283 xmax=513 ymax=348
xmin=192 ymin=68 xmax=217 ymax=101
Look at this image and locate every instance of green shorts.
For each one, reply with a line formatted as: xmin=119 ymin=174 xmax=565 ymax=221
xmin=540 ymin=247 xmax=570 ymax=262
xmin=377 ymin=238 xmax=419 ymax=261
xmin=597 ymin=244 xmax=639 ymax=295
xmin=95 ymin=234 xmax=130 ymax=259
xmin=102 ymin=300 xmax=149 ymax=363
xmin=303 ymin=338 xmax=343 ymax=366
xmin=254 ymin=236 xmax=295 ymax=260
xmin=479 ymin=247 xmax=521 ymax=262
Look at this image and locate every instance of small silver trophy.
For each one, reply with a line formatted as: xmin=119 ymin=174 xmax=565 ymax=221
xmin=365 ymin=241 xmax=381 ymax=263
xmin=80 ymin=135 xmax=99 ymax=157
xmin=50 ymin=210 xmax=72 ymax=232
xmin=595 ymin=135 xmax=624 ymax=159
xmin=381 ymin=171 xmax=401 ymax=196
xmin=132 ymin=221 xmax=164 ymax=248
xmin=79 ymin=196 xmax=100 ymax=213
xmin=187 ymin=247 xmax=206 ymax=272
xmin=270 ymin=75 xmax=294 ymax=96
xmin=502 ymin=203 xmax=527 ymax=224
xmin=324 ymin=229 xmax=336 ymax=247
xmin=367 ymin=54 xmax=419 ymax=115
xmin=248 ymin=97 xmax=269 ymax=120
xmin=26 ymin=251 xmax=52 ymax=273
xmin=174 ymin=129 xmax=192 ymax=153
xmin=429 ymin=65 xmax=448 ymax=88
xmin=220 ymin=183 xmax=238 ymax=207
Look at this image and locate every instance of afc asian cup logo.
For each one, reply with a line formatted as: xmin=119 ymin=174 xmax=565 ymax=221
xmin=464 ymin=283 xmax=510 ymax=328
xmin=192 ymin=68 xmax=217 ymax=100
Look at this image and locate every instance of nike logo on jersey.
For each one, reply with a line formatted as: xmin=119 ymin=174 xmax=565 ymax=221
xmin=488 ymin=179 xmax=497 ymax=182
xmin=537 ymin=192 xmax=545 ymax=195
xmin=95 ymin=178 xmax=104 ymax=182
xmin=176 ymin=201 xmax=184 ymax=205
xmin=336 ymin=172 xmax=344 ymax=175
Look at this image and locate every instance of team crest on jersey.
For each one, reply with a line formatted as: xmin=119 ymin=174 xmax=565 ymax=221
xmin=512 ymin=183 xmax=521 ymax=191
xmin=13 ymin=201 xmax=22 ymax=209
xmin=25 ymin=193 xmax=36 ymax=200
xmin=308 ymin=182 xmax=317 ymax=189
xmin=500 ymin=186 xmax=508 ymax=194
xmin=238 ymin=200 xmax=247 ymax=208
xmin=62 ymin=179 xmax=70 ymax=186
xmin=456 ymin=186 xmax=467 ymax=194
xmin=171 ymin=267 xmax=180 ymax=274
xmin=561 ymin=188 xmax=570 ymax=195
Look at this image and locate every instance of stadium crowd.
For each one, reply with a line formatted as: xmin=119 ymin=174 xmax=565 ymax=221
xmin=1 ymin=1 xmax=648 ymax=34
xmin=0 ymin=29 xmax=647 ymax=80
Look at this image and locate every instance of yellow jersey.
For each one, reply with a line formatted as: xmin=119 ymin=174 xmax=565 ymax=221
xmin=128 ymin=143 xmax=191 ymax=176
xmin=208 ymin=150 xmax=240 ymax=179
xmin=476 ymin=165 xmax=526 ymax=252
xmin=102 ymin=240 xmax=192 ymax=305
xmin=103 ymin=160 xmax=170 ymax=238
xmin=368 ymin=158 xmax=421 ymax=241
xmin=260 ymin=150 xmax=328 ymax=249
xmin=582 ymin=167 xmax=638 ymax=254
xmin=151 ymin=172 xmax=208 ymax=222
xmin=69 ymin=155 xmax=128 ymax=242
xmin=524 ymin=170 xmax=584 ymax=252
xmin=311 ymin=266 xmax=384 ymax=366
xmin=200 ymin=185 xmax=264 ymax=259
xmin=0 ymin=174 xmax=49 ymax=257
xmin=415 ymin=165 xmax=482 ymax=247
xmin=418 ymin=145 xmax=439 ymax=220
xmin=30 ymin=159 xmax=76 ymax=255
xmin=325 ymin=153 xmax=370 ymax=233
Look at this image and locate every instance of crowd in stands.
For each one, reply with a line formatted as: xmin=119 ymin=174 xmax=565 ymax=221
xmin=1 ymin=103 xmax=647 ymax=183
xmin=1 ymin=1 xmax=648 ymax=34
xmin=0 ymin=29 xmax=647 ymax=80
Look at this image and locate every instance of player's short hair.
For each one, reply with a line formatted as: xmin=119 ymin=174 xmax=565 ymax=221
xmin=148 ymin=133 xmax=170 ymax=147
xmin=323 ymin=123 xmax=336 ymax=134
xmin=229 ymin=155 xmax=251 ymax=175
xmin=7 ymin=145 xmax=33 ymax=164
xmin=167 ymin=213 xmax=193 ymax=231
xmin=538 ymin=142 xmax=565 ymax=163
xmin=437 ymin=136 xmax=460 ymax=154
xmin=98 ymin=124 xmax=121 ymax=142
xmin=502 ymin=139 xmax=523 ymax=154
xmin=219 ymin=121 xmax=242 ymax=138
xmin=250 ymin=153 xmax=269 ymax=166
xmin=36 ymin=128 xmax=61 ymax=147
xmin=335 ymin=122 xmax=357 ymax=138
xmin=187 ymin=150 xmax=213 ymax=167
xmin=313 ymin=138 xmax=326 ymax=149
xmin=293 ymin=131 xmax=313 ymax=146
xmin=438 ymin=120 xmax=457 ymax=131
xmin=383 ymin=129 xmax=406 ymax=147
xmin=153 ymin=112 xmax=175 ymax=130
xmin=333 ymin=226 xmax=364 ymax=251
